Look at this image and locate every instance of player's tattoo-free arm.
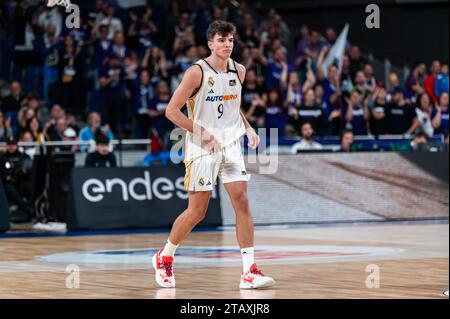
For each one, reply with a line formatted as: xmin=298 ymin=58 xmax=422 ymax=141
xmin=165 ymin=65 xmax=202 ymax=134
xmin=236 ymin=62 xmax=260 ymax=149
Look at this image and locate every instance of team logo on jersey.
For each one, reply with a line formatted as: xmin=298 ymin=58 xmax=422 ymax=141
xmin=208 ymin=77 xmax=215 ymax=87
xmin=199 ymin=178 xmax=205 ymax=186
xmin=206 ymin=94 xmax=238 ymax=102
xmin=229 ymin=79 xmax=236 ymax=86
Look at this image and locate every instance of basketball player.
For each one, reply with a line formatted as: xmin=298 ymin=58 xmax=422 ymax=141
xmin=152 ymin=21 xmax=275 ymax=289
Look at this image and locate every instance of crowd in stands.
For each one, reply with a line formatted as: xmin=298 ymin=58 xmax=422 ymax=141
xmin=0 ymin=0 xmax=448 ymax=155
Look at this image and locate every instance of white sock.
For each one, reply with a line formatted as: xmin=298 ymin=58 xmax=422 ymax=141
xmin=161 ymin=239 xmax=179 ymax=257
xmin=241 ymin=247 xmax=254 ymax=272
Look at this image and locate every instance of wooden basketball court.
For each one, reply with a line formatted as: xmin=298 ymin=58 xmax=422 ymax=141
xmin=0 ymin=222 xmax=448 ymax=299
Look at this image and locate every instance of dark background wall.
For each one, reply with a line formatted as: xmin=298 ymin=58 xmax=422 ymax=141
xmin=259 ymin=0 xmax=449 ymax=67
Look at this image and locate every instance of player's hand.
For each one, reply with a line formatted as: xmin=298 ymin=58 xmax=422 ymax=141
xmin=246 ymin=127 xmax=260 ymax=150
xmin=201 ymin=128 xmax=221 ymax=153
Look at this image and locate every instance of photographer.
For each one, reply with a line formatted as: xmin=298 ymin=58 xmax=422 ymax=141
xmin=0 ymin=136 xmax=34 ymax=222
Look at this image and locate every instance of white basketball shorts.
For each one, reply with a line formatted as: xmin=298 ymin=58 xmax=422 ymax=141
xmin=184 ymin=139 xmax=250 ymax=192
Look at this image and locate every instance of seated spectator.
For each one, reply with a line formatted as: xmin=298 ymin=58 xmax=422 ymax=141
xmin=0 ymin=110 xmax=13 ymax=141
xmin=340 ymin=129 xmax=354 ymax=152
xmin=368 ymin=87 xmax=388 ymax=137
xmin=385 ymin=87 xmax=417 ymax=135
xmin=435 ymin=92 xmax=449 ymax=135
xmin=0 ymin=136 xmax=34 ymax=222
xmin=435 ymin=63 xmax=449 ymax=98
xmin=19 ymin=131 xmax=37 ymax=159
xmin=79 ymin=112 xmax=114 ymax=153
xmin=26 ymin=116 xmax=47 ymax=142
xmin=344 ymin=90 xmax=369 ymax=136
xmin=424 ymin=60 xmax=441 ymax=104
xmin=85 ymin=133 xmax=117 ymax=168
xmin=291 ymin=122 xmax=323 ymax=153
xmin=412 ymin=93 xmax=441 ymax=137
xmin=410 ymin=130 xmax=428 ymax=151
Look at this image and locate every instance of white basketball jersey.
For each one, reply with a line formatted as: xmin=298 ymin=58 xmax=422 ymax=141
xmin=184 ymin=58 xmax=246 ymax=163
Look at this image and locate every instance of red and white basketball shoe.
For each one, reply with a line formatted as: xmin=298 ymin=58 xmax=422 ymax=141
xmin=240 ymin=263 xmax=276 ymax=289
xmin=152 ymin=248 xmax=175 ymax=288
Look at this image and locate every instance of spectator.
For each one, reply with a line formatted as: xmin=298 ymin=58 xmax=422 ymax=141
xmin=314 ymin=83 xmax=329 ymax=111
xmin=291 ymin=122 xmax=323 ymax=153
xmin=265 ymin=88 xmax=286 ymax=138
xmin=127 ymin=8 xmax=159 ymax=57
xmin=412 ymin=93 xmax=440 ymax=137
xmin=353 ymin=71 xmax=371 ymax=105
xmin=85 ymin=132 xmax=117 ymax=168
xmin=298 ymin=88 xmax=326 ymax=136
xmin=435 ymin=63 xmax=449 ymax=97
xmin=17 ymin=107 xmax=35 ymax=138
xmin=349 ymin=45 xmax=366 ymax=80
xmin=19 ymin=130 xmax=36 ymax=159
xmin=109 ymin=31 xmax=130 ymax=61
xmin=340 ymin=54 xmax=354 ymax=95
xmin=284 ymin=71 xmax=303 ymax=135
xmin=435 ymin=92 xmax=449 ymax=135
xmin=79 ymin=112 xmax=114 ymax=153
xmin=344 ymin=90 xmax=369 ymax=136
xmin=37 ymin=4 xmax=63 ymax=38
xmin=0 ymin=136 xmax=34 ymax=222
xmin=39 ymin=23 xmax=62 ymax=103
xmin=340 ymin=129 xmax=354 ymax=152
xmin=410 ymin=130 xmax=428 ymax=151
xmin=99 ymin=53 xmax=124 ymax=134
xmin=0 ymin=110 xmax=12 ymax=141
xmin=26 ymin=116 xmax=47 ymax=142
xmin=385 ymin=87 xmax=417 ymax=135
xmin=424 ymin=60 xmax=441 ymax=104
xmin=47 ymin=116 xmax=68 ymax=142
xmin=99 ymin=5 xmax=123 ymax=40
xmin=1 ymin=80 xmax=25 ymax=133
xmin=368 ymin=87 xmax=388 ymax=137
xmin=135 ymin=70 xmax=156 ymax=138
xmin=141 ymin=46 xmax=170 ymax=82
xmin=362 ymin=63 xmax=378 ymax=94
xmin=263 ymin=48 xmax=292 ymax=90
xmin=387 ymin=71 xmax=400 ymax=93
xmin=405 ymin=61 xmax=426 ymax=102
xmin=148 ymin=80 xmax=172 ymax=147
xmin=58 ymin=34 xmax=83 ymax=116
xmin=92 ymin=24 xmax=111 ymax=66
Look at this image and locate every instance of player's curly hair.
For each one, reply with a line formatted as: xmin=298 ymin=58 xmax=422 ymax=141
xmin=206 ymin=20 xmax=236 ymax=41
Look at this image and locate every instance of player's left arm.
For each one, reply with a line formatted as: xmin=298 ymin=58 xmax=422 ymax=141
xmin=236 ymin=62 xmax=260 ymax=149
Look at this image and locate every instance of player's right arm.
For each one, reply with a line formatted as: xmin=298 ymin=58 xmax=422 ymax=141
xmin=165 ymin=65 xmax=221 ymax=152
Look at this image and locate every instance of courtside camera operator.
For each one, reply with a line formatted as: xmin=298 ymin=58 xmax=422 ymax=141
xmin=0 ymin=136 xmax=34 ymax=222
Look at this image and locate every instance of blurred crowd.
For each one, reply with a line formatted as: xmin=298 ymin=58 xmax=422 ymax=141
xmin=0 ymin=0 xmax=448 ymax=154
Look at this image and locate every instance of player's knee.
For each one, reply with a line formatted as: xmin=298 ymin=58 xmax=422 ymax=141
xmin=234 ymin=192 xmax=250 ymax=214
xmin=187 ymin=207 xmax=208 ymax=224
